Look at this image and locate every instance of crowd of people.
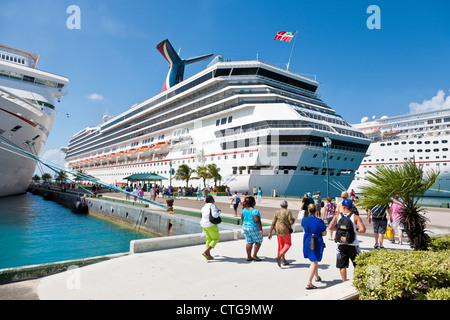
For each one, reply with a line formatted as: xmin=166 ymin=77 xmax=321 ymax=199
xmin=199 ymin=188 xmax=406 ymax=290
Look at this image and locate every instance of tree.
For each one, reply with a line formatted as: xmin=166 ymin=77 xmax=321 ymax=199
xmin=41 ymin=173 xmax=52 ymax=183
xmin=175 ymin=164 xmax=196 ymax=187
xmin=195 ymin=165 xmax=211 ymax=188
xmin=358 ymin=159 xmax=439 ymax=251
xmin=32 ymin=174 xmax=41 ymax=183
xmin=207 ymin=164 xmax=222 ymax=187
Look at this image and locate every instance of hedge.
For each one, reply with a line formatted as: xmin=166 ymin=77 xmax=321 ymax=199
xmin=353 ymin=235 xmax=450 ymax=300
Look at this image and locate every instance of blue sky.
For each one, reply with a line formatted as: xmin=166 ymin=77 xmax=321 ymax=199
xmin=1 ymin=0 xmax=449 ymax=168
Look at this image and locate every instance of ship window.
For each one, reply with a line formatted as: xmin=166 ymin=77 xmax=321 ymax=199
xmin=409 ymin=149 xmax=414 ymax=152
xmin=417 ymin=149 xmax=423 ymax=152
xmin=425 ymin=141 xmax=430 ymax=144
xmin=380 ymin=143 xmax=385 ymax=146
xmin=282 ymin=152 xmax=288 ymax=157
xmin=433 ymin=141 xmax=439 ymax=144
xmin=402 ymin=141 xmax=407 ymax=144
xmin=443 ymin=148 xmax=448 ymax=151
xmin=409 ymin=141 xmax=414 ymax=144
xmin=417 ymin=141 xmax=422 ymax=144
xmin=228 ymin=116 xmax=233 ymax=123
xmin=442 ymin=140 xmax=448 ymax=143
xmin=11 ymin=125 xmax=22 ymax=132
xmin=434 ymin=149 xmax=439 ymax=152
xmin=216 ymin=119 xmax=220 ymax=126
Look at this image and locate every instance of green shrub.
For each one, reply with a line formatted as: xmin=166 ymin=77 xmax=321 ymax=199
xmin=353 ymin=247 xmax=450 ymax=300
xmin=428 ymin=235 xmax=450 ymax=252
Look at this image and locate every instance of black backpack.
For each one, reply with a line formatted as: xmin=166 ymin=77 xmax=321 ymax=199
xmin=335 ymin=213 xmax=355 ymax=244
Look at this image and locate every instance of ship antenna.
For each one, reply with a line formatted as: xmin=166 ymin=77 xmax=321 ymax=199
xmin=286 ymin=31 xmax=298 ymax=70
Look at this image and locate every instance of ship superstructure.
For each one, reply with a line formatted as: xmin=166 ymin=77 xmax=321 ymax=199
xmin=64 ymin=40 xmax=370 ymax=197
xmin=0 ymin=44 xmax=69 ymax=197
xmin=350 ymin=109 xmax=450 ymax=197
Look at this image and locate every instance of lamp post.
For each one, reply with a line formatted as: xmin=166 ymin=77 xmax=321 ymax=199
xmin=322 ymin=137 xmax=332 ymax=198
xmin=169 ymin=160 xmax=173 ymax=187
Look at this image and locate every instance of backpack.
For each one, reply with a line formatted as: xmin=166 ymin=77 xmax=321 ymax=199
xmin=335 ymin=213 xmax=355 ymax=244
xmin=371 ymin=204 xmax=388 ymax=219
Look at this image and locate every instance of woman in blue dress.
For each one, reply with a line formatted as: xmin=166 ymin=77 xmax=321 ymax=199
xmin=301 ymin=204 xmax=327 ymax=289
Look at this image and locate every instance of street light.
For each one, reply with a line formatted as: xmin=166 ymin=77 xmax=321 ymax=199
xmin=323 ymin=137 xmax=332 ymax=198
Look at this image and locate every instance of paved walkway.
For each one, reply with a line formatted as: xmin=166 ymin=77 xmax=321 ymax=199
xmin=1 ymin=193 xmax=449 ymax=300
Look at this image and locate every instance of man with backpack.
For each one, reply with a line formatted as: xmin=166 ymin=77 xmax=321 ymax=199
xmin=367 ymin=204 xmax=389 ymax=249
xmin=328 ymin=199 xmax=366 ymax=282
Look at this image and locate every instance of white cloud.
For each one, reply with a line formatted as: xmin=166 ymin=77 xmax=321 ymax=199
xmin=409 ymin=89 xmax=450 ymax=114
xmin=87 ymin=93 xmax=104 ymax=101
xmin=41 ymin=148 xmax=66 ymax=169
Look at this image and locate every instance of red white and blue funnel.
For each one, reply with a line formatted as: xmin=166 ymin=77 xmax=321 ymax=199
xmin=156 ymin=39 xmax=213 ymax=92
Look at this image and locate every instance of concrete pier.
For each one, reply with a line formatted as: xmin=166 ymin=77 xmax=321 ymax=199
xmin=1 ymin=190 xmax=449 ymax=300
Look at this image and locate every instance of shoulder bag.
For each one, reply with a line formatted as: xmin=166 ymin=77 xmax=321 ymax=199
xmin=209 ymin=205 xmax=222 ymax=224
xmin=279 ymin=209 xmax=293 ymax=233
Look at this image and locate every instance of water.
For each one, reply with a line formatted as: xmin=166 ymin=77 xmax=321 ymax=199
xmin=0 ymin=193 xmax=153 ymax=269
xmin=418 ymin=196 xmax=450 ymax=206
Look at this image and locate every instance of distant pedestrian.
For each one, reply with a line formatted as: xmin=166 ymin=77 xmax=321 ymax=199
xmin=328 ymin=199 xmax=366 ymax=282
xmin=125 ymin=185 xmax=131 ymax=201
xmin=200 ymin=195 xmax=221 ymax=260
xmin=300 ymin=193 xmax=312 ymax=220
xmin=241 ymin=196 xmax=263 ymax=261
xmin=253 ymin=187 xmax=257 ymax=196
xmin=268 ymin=200 xmax=295 ymax=267
xmin=196 ymin=184 xmax=202 ymax=200
xmin=301 ymin=204 xmax=327 ymax=289
xmin=367 ymin=203 xmax=389 ymax=249
xmin=336 ymin=191 xmax=359 ymax=216
xmin=230 ymin=191 xmax=241 ymax=217
xmin=257 ymin=187 xmax=262 ymax=204
xmin=312 ymin=191 xmax=322 ymax=216
xmin=389 ymin=195 xmax=405 ymax=245
xmin=323 ymin=196 xmax=336 ymax=240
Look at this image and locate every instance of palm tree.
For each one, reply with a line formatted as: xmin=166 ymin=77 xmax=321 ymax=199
xmin=32 ymin=174 xmax=41 ymax=183
xmin=358 ymin=159 xmax=439 ymax=251
xmin=41 ymin=173 xmax=52 ymax=183
xmin=195 ymin=165 xmax=211 ymax=188
xmin=207 ymin=164 xmax=222 ymax=187
xmin=175 ymin=164 xmax=196 ymax=187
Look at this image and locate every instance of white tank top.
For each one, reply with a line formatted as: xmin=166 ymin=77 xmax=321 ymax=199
xmin=336 ymin=212 xmax=358 ymax=246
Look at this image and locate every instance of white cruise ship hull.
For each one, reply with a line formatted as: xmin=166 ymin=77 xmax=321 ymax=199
xmin=0 ymin=44 xmax=68 ymax=197
xmin=0 ymin=94 xmax=53 ymax=197
xmin=350 ymin=109 xmax=450 ymax=198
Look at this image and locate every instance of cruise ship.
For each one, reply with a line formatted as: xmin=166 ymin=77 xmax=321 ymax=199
xmin=0 ymin=44 xmax=69 ymax=197
xmin=64 ymin=39 xmax=370 ymax=197
xmin=349 ymin=109 xmax=450 ymax=197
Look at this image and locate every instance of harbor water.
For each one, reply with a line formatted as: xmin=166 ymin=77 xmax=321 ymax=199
xmin=0 ymin=193 xmax=153 ymax=270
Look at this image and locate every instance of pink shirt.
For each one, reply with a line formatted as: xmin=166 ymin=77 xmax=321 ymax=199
xmin=390 ymin=199 xmax=405 ymax=221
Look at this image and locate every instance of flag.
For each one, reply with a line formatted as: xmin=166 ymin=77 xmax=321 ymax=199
xmin=274 ymin=31 xmax=296 ymax=42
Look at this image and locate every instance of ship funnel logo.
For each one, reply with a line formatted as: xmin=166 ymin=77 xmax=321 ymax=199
xmin=156 ymin=39 xmax=213 ymax=92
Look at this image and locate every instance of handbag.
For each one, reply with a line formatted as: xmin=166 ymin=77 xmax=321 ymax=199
xmin=209 ymin=206 xmax=222 ymax=224
xmin=385 ymin=226 xmax=393 ymax=239
xmin=305 ymin=216 xmax=318 ymax=251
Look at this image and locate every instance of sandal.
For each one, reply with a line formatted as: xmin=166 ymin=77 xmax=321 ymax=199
xmin=276 ymin=256 xmax=281 ymax=267
xmin=305 ymin=284 xmax=317 ymax=290
xmin=253 ymin=257 xmax=262 ymax=261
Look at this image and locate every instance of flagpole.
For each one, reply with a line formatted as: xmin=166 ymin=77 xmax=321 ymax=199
xmin=286 ymin=31 xmax=298 ymax=70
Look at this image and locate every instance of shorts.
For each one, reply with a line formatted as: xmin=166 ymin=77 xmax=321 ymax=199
xmin=391 ymin=220 xmax=404 ymax=230
xmin=336 ymin=244 xmax=358 ymax=269
xmin=373 ymin=218 xmax=388 ymax=234
xmin=233 ymin=203 xmax=239 ymax=210
xmin=243 ymin=226 xmax=263 ymax=244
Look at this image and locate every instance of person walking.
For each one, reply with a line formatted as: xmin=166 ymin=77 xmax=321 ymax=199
xmin=323 ymin=196 xmax=336 ymax=240
xmin=367 ymin=203 xmax=389 ymax=249
xmin=301 ymin=204 xmax=327 ymax=289
xmin=312 ymin=191 xmax=322 ymax=216
xmin=200 ymin=195 xmax=221 ymax=260
xmin=328 ymin=199 xmax=366 ymax=282
xmin=241 ymin=196 xmax=264 ymax=261
xmin=389 ymin=195 xmax=405 ymax=245
xmin=230 ymin=191 xmax=241 ymax=217
xmin=300 ymin=193 xmax=312 ymax=220
xmin=268 ymin=200 xmax=295 ymax=267
xmin=257 ymin=187 xmax=262 ymax=204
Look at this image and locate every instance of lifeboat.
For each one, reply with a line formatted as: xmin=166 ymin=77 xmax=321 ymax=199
xmin=362 ymin=129 xmax=381 ymax=138
xmin=383 ymin=130 xmax=401 ymax=137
